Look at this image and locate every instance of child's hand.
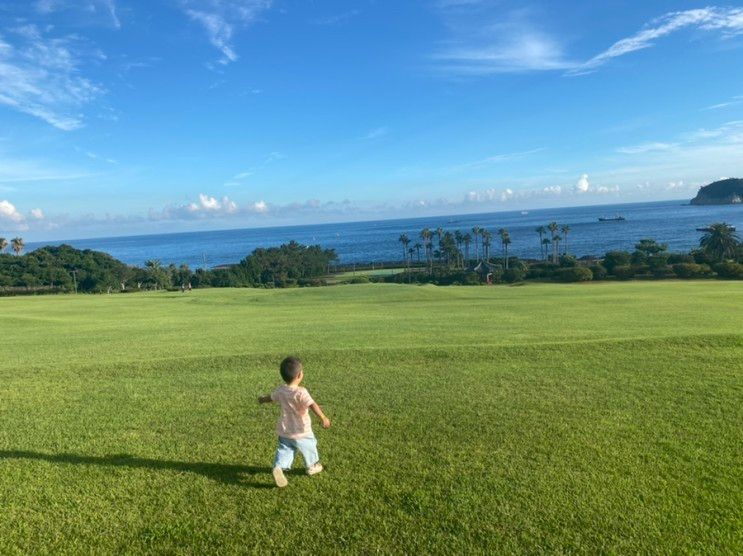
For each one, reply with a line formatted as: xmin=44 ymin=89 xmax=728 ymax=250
xmin=322 ymin=417 xmax=331 ymax=429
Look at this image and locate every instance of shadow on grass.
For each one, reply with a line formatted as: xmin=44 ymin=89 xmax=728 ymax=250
xmin=0 ymin=450 xmax=283 ymax=489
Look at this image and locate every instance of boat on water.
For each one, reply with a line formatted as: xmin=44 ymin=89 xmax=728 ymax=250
xmin=696 ymin=226 xmax=736 ymax=232
xmin=598 ymin=215 xmax=626 ymax=222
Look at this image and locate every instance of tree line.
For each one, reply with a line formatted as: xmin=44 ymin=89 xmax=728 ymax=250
xmin=1 ymin=223 xmax=741 ymax=294
xmin=0 ymin=241 xmax=337 ymax=294
xmin=398 ymin=221 xmax=575 ymax=273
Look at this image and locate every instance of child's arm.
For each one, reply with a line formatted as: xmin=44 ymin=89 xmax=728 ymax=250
xmin=257 ymin=395 xmax=273 ymax=404
xmin=310 ymin=403 xmax=331 ymax=429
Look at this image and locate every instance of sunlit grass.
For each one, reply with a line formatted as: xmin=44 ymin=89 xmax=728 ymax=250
xmin=0 ymin=282 xmax=741 ymax=553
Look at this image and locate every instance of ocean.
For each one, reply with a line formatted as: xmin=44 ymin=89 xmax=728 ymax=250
xmin=25 ymin=200 xmax=743 ymax=268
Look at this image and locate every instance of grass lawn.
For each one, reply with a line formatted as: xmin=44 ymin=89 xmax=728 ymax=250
xmin=332 ymin=266 xmax=407 ymax=278
xmin=0 ymin=282 xmax=741 ymax=553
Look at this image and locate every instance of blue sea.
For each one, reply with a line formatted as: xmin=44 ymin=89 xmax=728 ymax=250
xmin=26 ymin=200 xmax=743 ymax=268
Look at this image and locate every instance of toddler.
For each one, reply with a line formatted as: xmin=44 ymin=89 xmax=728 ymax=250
xmin=258 ymin=356 xmax=331 ymax=487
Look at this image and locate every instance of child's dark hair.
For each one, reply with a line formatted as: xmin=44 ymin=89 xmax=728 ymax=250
xmin=279 ymin=356 xmax=303 ymax=383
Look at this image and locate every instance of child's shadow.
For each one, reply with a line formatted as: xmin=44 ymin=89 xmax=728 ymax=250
xmin=0 ymin=450 xmax=277 ymax=489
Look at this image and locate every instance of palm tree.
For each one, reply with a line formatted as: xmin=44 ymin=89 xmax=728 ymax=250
xmin=11 ymin=237 xmax=24 ymax=256
xmin=408 ymin=247 xmax=415 ymax=265
xmin=463 ymin=233 xmax=472 ymax=267
xmin=481 ymin=229 xmax=492 ymax=262
xmin=413 ymin=242 xmax=422 ymax=263
xmin=536 ymin=226 xmax=546 ymax=260
xmin=553 ymin=234 xmax=562 ymax=260
xmin=700 ymin=222 xmax=740 ymax=262
xmin=471 ymin=226 xmax=481 ymax=261
xmin=398 ymin=234 xmax=410 ymax=265
xmin=498 ymin=228 xmax=511 ymax=269
xmin=561 ymin=225 xmax=571 ymax=255
xmin=0 ymin=237 xmax=7 ymax=254
xmin=547 ymin=222 xmax=559 ymax=263
xmin=420 ymin=228 xmax=433 ymax=271
xmin=542 ymin=237 xmax=551 ymax=258
xmin=454 ymin=230 xmax=464 ymax=268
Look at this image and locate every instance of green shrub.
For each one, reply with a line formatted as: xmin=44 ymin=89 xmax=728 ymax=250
xmin=347 ymin=276 xmax=371 ymax=284
xmin=672 ymin=263 xmax=712 ymax=279
xmin=503 ymin=268 xmax=525 ymax=283
xmin=713 ymin=261 xmax=743 ymax=279
xmin=559 ymin=254 xmax=577 ymax=268
xmin=602 ymin=251 xmax=631 ymax=272
xmin=668 ymin=253 xmax=694 ymax=264
xmin=590 ymin=264 xmax=607 ymax=280
xmin=526 ymin=262 xmax=558 ymax=279
xmin=651 ymin=265 xmax=674 ymax=279
xmin=612 ymin=265 xmax=634 ymax=280
xmin=556 ymin=266 xmax=593 ymax=282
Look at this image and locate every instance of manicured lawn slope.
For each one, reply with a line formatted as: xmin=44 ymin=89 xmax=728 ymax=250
xmin=0 ymin=282 xmax=741 ymax=553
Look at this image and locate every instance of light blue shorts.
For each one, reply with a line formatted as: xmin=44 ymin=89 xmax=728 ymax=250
xmin=273 ymin=434 xmax=319 ymax=470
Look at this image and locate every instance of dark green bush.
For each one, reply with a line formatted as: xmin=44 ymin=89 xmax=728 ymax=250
xmin=612 ymin=265 xmax=635 ymax=280
xmin=555 ymin=266 xmax=593 ymax=282
xmin=346 ymin=276 xmax=370 ymax=284
xmin=713 ymin=262 xmax=743 ymax=279
xmin=672 ymin=263 xmax=712 ymax=278
xmin=503 ymin=268 xmax=526 ymax=283
xmin=559 ymin=254 xmax=577 ymax=267
xmin=526 ymin=262 xmax=558 ymax=279
xmin=602 ymin=251 xmax=631 ymax=272
xmin=668 ymin=253 xmax=694 ymax=264
xmin=589 ymin=264 xmax=607 ymax=280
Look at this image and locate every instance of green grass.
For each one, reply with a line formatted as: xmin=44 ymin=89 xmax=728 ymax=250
xmin=332 ymin=266 xmax=406 ymax=278
xmin=0 ymin=282 xmax=741 ymax=553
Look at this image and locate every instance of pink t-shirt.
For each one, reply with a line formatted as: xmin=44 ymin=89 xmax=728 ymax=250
xmin=271 ymin=385 xmax=315 ymax=439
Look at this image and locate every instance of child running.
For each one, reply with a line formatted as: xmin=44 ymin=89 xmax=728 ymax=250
xmin=258 ymin=356 xmax=331 ymax=488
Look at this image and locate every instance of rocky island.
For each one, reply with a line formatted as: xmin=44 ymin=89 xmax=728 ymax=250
xmin=690 ymin=178 xmax=743 ymax=205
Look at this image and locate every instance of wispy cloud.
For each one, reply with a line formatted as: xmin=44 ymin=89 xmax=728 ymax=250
xmin=0 ymin=155 xmax=92 ymax=183
xmin=463 ymin=148 xmax=545 ymax=167
xmin=0 ymin=25 xmax=103 ymax=130
xmin=703 ymin=95 xmax=743 ymax=111
xmin=616 ymin=142 xmax=677 ymax=155
xmin=434 ymin=29 xmax=575 ymax=75
xmin=35 ymin=0 xmax=121 ymax=29
xmin=75 ymin=147 xmax=117 ymax=164
xmin=572 ymin=7 xmax=743 ymax=75
xmin=181 ymin=0 xmax=273 ymax=65
xmin=311 ymin=10 xmax=360 ymax=26
xmin=362 ymin=127 xmax=389 ymax=140
xmin=435 ymin=6 xmax=743 ymax=76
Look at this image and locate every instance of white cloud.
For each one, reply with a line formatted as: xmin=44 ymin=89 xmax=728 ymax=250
xmin=252 ymin=200 xmax=268 ymax=213
xmin=30 ymin=208 xmax=44 ymax=219
xmin=543 ymin=185 xmax=562 ymax=194
xmin=311 ymin=10 xmax=360 ymax=26
xmin=264 ymin=151 xmax=285 ymax=163
xmin=459 ymin=148 xmax=545 ymax=168
xmin=362 ymin=127 xmax=388 ymax=140
xmin=616 ymin=142 xmax=677 ymax=154
xmin=0 ymin=25 xmax=103 ymax=130
xmin=0 ymin=199 xmax=24 ymax=223
xmin=435 ymin=30 xmax=575 ymax=75
xmin=575 ymin=174 xmax=590 ymax=193
xmin=436 ymin=7 xmax=743 ymax=76
xmin=35 ymin=0 xmax=121 ymax=28
xmin=182 ymin=0 xmax=273 ymax=65
xmin=572 ymin=7 xmax=743 ymax=74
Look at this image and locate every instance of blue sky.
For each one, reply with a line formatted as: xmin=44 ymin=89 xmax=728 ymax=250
xmin=1 ymin=0 xmax=743 ymax=240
